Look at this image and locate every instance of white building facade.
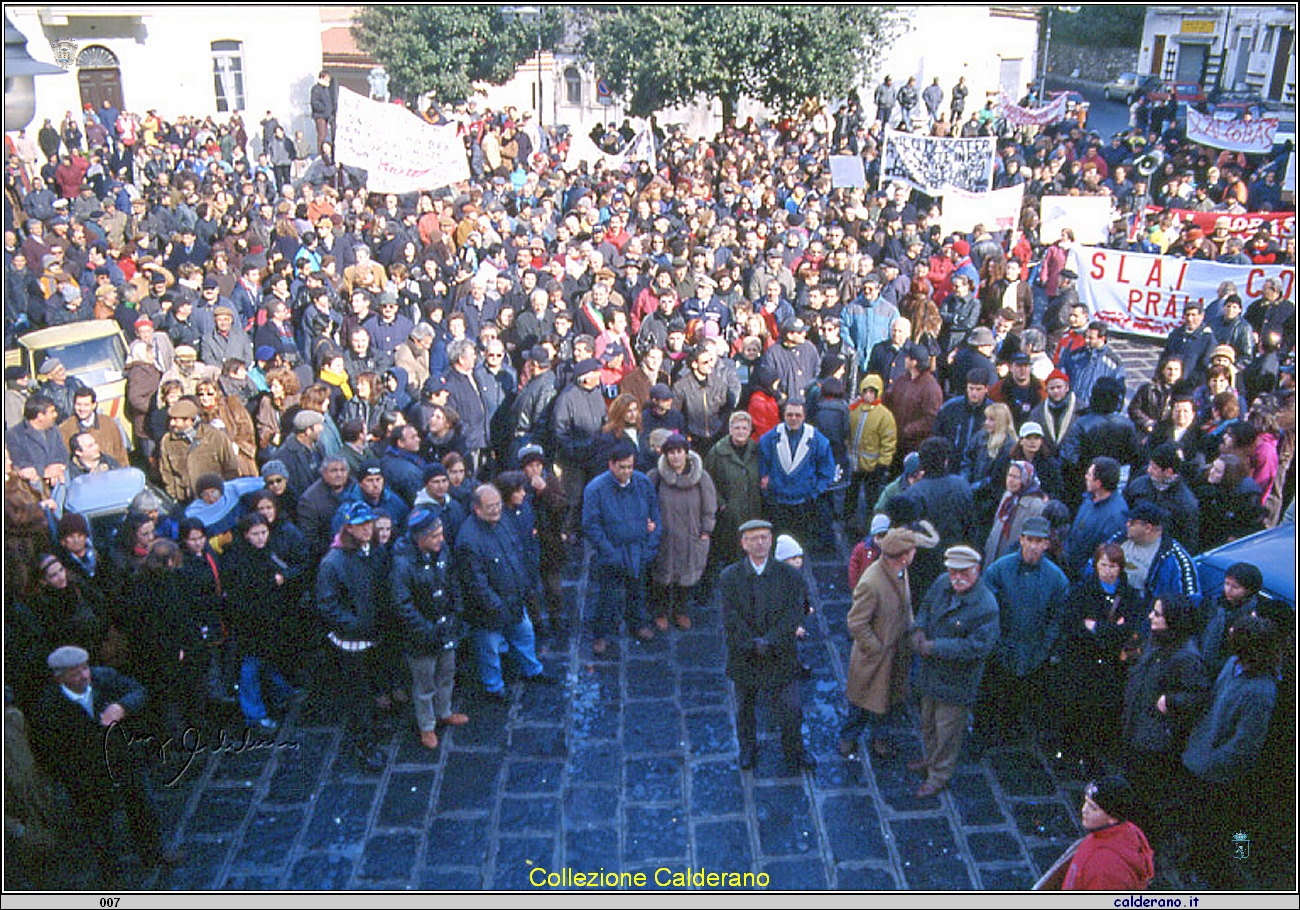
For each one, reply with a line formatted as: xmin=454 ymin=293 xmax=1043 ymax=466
xmin=1138 ymin=6 xmax=1296 ymax=101
xmin=8 ymin=5 xmax=323 ymax=140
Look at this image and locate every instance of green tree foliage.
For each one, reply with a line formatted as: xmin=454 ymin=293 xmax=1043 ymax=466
xmin=1050 ymin=6 xmax=1145 ymax=49
xmin=352 ymin=5 xmax=564 ymax=103
xmin=580 ymin=6 xmax=893 ymax=123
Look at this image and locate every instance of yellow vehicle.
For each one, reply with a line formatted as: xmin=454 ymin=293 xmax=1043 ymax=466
xmin=5 ymin=319 xmax=133 ymax=439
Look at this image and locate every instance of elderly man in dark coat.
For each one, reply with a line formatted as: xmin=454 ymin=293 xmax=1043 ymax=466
xmin=720 ymin=518 xmax=817 ymax=776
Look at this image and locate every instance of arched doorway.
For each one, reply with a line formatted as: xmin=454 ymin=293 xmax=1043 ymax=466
xmin=76 ymin=45 xmax=124 ymax=114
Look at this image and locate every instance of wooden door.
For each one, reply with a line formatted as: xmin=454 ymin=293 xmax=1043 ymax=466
xmin=77 ymin=68 xmax=125 ymax=113
xmin=1150 ymin=35 xmax=1166 ymax=76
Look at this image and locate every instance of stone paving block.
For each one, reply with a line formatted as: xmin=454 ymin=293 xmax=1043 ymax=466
xmin=492 ymin=835 xmax=557 ymax=889
xmin=509 ymin=724 xmax=569 ymax=759
xmin=265 ymin=731 xmax=333 ymax=803
xmin=1010 ymin=800 xmax=1079 ymax=841
xmin=358 ymin=831 xmax=421 ymax=881
xmin=834 ymin=864 xmax=899 ymax=890
xmin=505 ymin=759 xmax=566 ymax=795
xmin=891 ymin=817 xmax=973 ymax=890
xmin=820 ymin=793 xmax=888 ymax=862
xmin=225 ymin=873 xmax=283 ymax=889
xmin=673 ymin=633 xmax=728 ymax=669
xmin=377 ymin=770 xmax=436 ymax=828
xmin=991 ymin=748 xmax=1056 ymax=797
xmin=568 ymin=742 xmax=622 ymax=786
xmin=446 ymin=700 xmax=510 ymax=749
xmin=564 ymin=785 xmax=620 ymax=831
xmin=563 ymin=826 xmax=621 ymax=871
xmin=683 ymin=708 xmax=735 ymax=757
xmin=691 ymin=818 xmax=753 ymax=870
xmin=625 ymin=659 xmax=678 ymax=699
xmin=950 ymin=772 xmax=1008 ymax=826
xmin=762 ymin=857 xmax=828 ymax=890
xmin=978 ymin=864 xmax=1038 ymax=890
xmin=625 ymin=806 xmax=690 ymax=863
xmin=303 ymin=784 xmax=376 ymax=851
xmin=438 ymin=750 xmax=502 ymax=812
xmin=233 ymin=807 xmax=305 ymax=867
xmin=752 ymin=784 xmax=818 ymax=857
xmin=208 ymin=733 xmax=273 ymax=784
xmin=158 ymin=839 xmax=230 ymax=891
xmin=689 ymin=761 xmax=746 ymax=817
xmin=426 ymin=815 xmax=490 ymax=866
xmin=677 ymin=670 xmax=729 ymax=709
xmin=623 ymin=700 xmax=684 ymax=751
xmin=809 ymin=754 xmax=864 ymax=789
xmin=419 ymin=868 xmax=484 ymax=890
xmin=287 ymin=854 xmax=354 ymax=890
xmin=518 ymin=679 xmax=570 ymax=719
xmin=187 ymin=787 xmax=255 ymax=836
xmin=500 ymin=795 xmax=561 ymax=832
xmin=571 ymin=702 xmax=622 ymax=740
xmin=625 ymin=755 xmax=684 ymax=804
xmin=966 ymin=830 xmax=1024 ymax=864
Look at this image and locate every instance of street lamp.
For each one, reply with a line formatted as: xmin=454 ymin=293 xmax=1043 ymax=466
xmin=502 ymin=5 xmax=543 ymax=130
xmin=5 ymin=14 xmax=66 ymax=132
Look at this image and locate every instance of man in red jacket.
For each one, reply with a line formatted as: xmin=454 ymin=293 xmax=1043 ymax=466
xmin=1062 ymin=775 xmax=1155 ymax=890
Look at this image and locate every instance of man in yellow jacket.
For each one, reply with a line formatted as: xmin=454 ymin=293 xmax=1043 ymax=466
xmin=845 ymin=374 xmax=896 ymax=534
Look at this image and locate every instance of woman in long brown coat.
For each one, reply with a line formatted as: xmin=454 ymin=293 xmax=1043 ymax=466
xmin=648 ymin=433 xmax=717 ymax=631
xmin=839 ymin=528 xmax=917 ymax=760
xmin=196 ymin=378 xmax=258 ymax=476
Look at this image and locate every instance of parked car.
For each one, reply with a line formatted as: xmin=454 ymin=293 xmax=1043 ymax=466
xmin=4 ymin=319 xmax=132 ymax=439
xmin=1103 ymin=72 xmax=1162 ymax=104
xmin=1209 ymin=89 xmax=1267 ymax=122
xmin=1147 ymin=80 xmax=1208 ymax=118
xmin=1195 ymin=522 xmax=1295 ymax=613
xmin=55 ymin=467 xmax=177 ymax=553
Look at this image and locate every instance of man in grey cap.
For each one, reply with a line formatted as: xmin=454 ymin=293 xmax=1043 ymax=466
xmin=720 ymin=518 xmax=817 ymax=775
xmin=276 ymin=408 xmax=325 ymax=500
xmin=156 ymin=397 xmax=240 ymax=503
xmin=29 ymin=646 xmax=183 ymax=882
xmin=976 ymin=516 xmax=1070 ymax=745
xmin=908 ymin=543 xmax=999 ymax=798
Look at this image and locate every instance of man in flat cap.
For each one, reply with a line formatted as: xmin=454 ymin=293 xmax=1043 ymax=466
xmin=908 ymin=544 xmax=999 ymax=798
xmin=156 ymin=397 xmax=239 ymax=503
xmin=29 ymin=646 xmax=183 ymax=884
xmin=720 ymin=518 xmax=818 ymax=776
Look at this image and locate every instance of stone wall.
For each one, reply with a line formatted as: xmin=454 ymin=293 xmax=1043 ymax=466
xmin=1048 ymin=46 xmax=1140 ymax=84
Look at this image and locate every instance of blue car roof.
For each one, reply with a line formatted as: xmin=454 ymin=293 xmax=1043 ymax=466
xmin=1195 ymin=523 xmax=1295 ymax=607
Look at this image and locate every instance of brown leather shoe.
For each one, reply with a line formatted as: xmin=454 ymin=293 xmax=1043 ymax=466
xmin=906 ymin=758 xmax=929 ymax=774
xmin=914 ymin=780 xmax=945 ymax=799
xmin=439 ymin=713 xmax=469 ymax=727
xmin=654 ymin=616 xmax=670 ymax=632
xmin=592 ymin=637 xmax=608 ymax=655
xmin=674 ymin=614 xmax=692 ymax=631
xmin=635 ymin=626 xmax=655 ymax=641
xmin=420 ymin=729 xmax=439 ymax=750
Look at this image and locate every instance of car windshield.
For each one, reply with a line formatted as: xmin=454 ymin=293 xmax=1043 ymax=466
xmin=34 ymin=334 xmax=126 ymax=388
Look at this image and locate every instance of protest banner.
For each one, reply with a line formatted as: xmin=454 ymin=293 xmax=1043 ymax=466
xmin=829 ymin=155 xmax=868 ymax=189
xmin=881 ymin=129 xmax=994 ymax=195
xmin=939 ymin=183 xmax=1024 ymax=234
xmin=1068 ymin=246 xmax=1295 ymax=338
xmin=334 ymin=88 xmax=469 ymax=193
xmin=1141 ymin=206 xmax=1295 ymax=241
xmin=1185 ymin=108 xmax=1279 ymax=154
xmin=1041 ymin=195 xmax=1114 ymax=245
xmin=997 ymin=90 xmax=1069 ymax=128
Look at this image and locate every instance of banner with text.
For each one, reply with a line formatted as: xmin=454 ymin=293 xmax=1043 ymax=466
xmin=1185 ymin=108 xmax=1279 ymax=153
xmin=997 ymin=90 xmax=1069 ymax=127
xmin=1141 ymin=206 xmax=1295 ymax=242
xmin=1041 ymin=195 xmax=1114 ymax=245
xmin=939 ymin=183 xmax=1024 ymax=233
xmin=881 ymin=129 xmax=995 ymax=195
xmin=334 ymin=87 xmax=469 ymax=194
xmin=1068 ymin=246 xmax=1295 ymax=338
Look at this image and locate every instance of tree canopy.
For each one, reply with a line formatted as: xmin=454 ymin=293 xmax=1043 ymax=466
xmin=352 ymin=5 xmax=564 ymax=103
xmin=1050 ymin=6 xmax=1146 ymax=49
xmin=579 ymin=6 xmax=894 ymax=123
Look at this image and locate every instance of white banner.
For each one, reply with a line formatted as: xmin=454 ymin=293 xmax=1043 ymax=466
xmin=1186 ymin=108 xmax=1279 ymax=153
xmin=1041 ymin=195 xmax=1114 ymax=246
xmin=939 ymin=183 xmax=1024 ymax=234
xmin=880 ymin=129 xmax=995 ymax=195
xmin=334 ymin=87 xmax=469 ymax=193
xmin=997 ymin=90 xmax=1069 ymax=127
xmin=1068 ymin=246 xmax=1296 ymax=338
xmin=829 ymin=155 xmax=868 ymax=189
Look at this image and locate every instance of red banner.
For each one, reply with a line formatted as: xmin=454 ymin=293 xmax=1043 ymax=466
xmin=1141 ymin=207 xmax=1295 ymax=242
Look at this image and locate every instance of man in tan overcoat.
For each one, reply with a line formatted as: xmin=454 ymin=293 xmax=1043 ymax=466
xmin=839 ymin=528 xmax=917 ymax=761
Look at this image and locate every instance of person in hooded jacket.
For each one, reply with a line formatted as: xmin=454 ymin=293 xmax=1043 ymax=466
xmin=1058 ymin=775 xmax=1154 ymax=891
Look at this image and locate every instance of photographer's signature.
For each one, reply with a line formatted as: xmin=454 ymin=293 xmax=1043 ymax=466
xmin=105 ymin=724 xmax=299 ymax=786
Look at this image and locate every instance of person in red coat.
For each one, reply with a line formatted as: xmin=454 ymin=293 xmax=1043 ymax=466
xmin=881 ymin=343 xmax=943 ymax=459
xmin=1062 ymin=775 xmax=1155 ymax=891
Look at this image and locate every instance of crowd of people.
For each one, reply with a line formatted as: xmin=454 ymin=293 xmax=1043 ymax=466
xmin=3 ymin=70 xmax=1296 ymax=890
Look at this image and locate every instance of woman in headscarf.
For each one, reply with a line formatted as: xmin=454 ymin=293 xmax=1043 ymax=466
xmin=983 ymin=459 xmax=1050 ymax=565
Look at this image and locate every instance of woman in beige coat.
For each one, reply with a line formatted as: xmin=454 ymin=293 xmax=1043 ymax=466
xmin=648 ymin=433 xmax=717 ymax=631
xmin=840 ymin=528 xmax=917 ymax=761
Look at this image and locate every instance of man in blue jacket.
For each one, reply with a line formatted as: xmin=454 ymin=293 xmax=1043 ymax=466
xmin=583 ymin=439 xmax=662 ymax=654
xmin=1064 ymin=456 xmax=1129 ymax=578
xmin=1107 ymin=501 xmax=1199 ymax=608
xmin=758 ymin=398 xmax=836 ymax=550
